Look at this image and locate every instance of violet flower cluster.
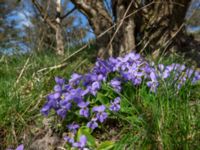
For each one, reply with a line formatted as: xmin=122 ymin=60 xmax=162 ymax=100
xmin=64 ymin=123 xmax=88 ymax=149
xmin=41 ymin=52 xmax=200 ymax=147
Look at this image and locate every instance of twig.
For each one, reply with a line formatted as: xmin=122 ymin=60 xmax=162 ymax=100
xmin=0 ymin=55 xmax=5 ymax=62
xmin=36 ymin=62 xmax=68 ymax=73
xmin=61 ymin=6 xmax=76 ymax=20
xmin=107 ymin=0 xmax=134 ymax=48
xmin=158 ymin=23 xmax=185 ymax=63
xmin=61 ymin=44 xmax=89 ymax=63
xmin=11 ymin=122 xmax=18 ymax=145
xmin=57 ymin=147 xmax=67 ymax=150
xmin=32 ymin=0 xmax=56 ymax=30
xmin=14 ymin=56 xmax=31 ymax=87
xmin=140 ymin=40 xmax=150 ymax=54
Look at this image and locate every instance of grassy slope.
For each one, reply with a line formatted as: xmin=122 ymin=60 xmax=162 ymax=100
xmin=0 ymin=48 xmax=94 ymax=149
xmin=0 ymin=49 xmax=199 ymax=149
xmin=113 ymin=77 xmax=200 ymax=149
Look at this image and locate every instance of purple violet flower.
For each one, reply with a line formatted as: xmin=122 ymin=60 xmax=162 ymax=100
xmin=72 ymin=135 xmax=87 ymax=149
xmin=40 ymin=103 xmax=51 ymax=116
xmin=87 ymin=118 xmax=98 ymax=130
xmin=67 ymin=123 xmax=80 ymax=133
xmin=78 ymin=101 xmax=90 ymax=118
xmin=162 ymin=70 xmax=170 ymax=79
xmin=92 ymin=81 xmax=101 ymax=90
xmin=92 ymin=105 xmax=108 ymax=123
xmin=110 ymin=78 xmax=121 ymax=93
xmin=40 ymin=94 xmax=60 ymax=116
xmin=56 ymin=101 xmax=72 ymax=119
xmin=109 ymin=97 xmax=121 ymax=112
xmin=69 ymin=73 xmax=82 ymax=86
xmin=50 ymin=92 xmax=61 ymax=99
xmin=55 ymin=76 xmax=65 ymax=85
xmin=147 ymin=72 xmax=159 ymax=92
xmin=192 ymin=71 xmax=200 ymax=84
xmin=64 ymin=136 xmax=74 ymax=144
xmin=56 ymin=108 xmax=68 ymax=119
xmin=16 ymin=144 xmax=24 ymax=150
xmin=54 ymin=84 xmax=62 ymax=92
xmin=158 ymin=64 xmax=164 ymax=72
xmin=90 ymin=81 xmax=101 ymax=95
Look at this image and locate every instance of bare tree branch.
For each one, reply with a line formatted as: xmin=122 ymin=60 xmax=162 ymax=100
xmin=70 ymin=0 xmax=96 ymax=18
xmin=70 ymin=0 xmax=112 ymax=24
xmin=61 ymin=6 xmax=76 ymax=20
xmin=32 ymin=0 xmax=56 ymax=30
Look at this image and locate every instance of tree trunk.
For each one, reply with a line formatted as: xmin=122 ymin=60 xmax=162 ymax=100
xmin=55 ymin=0 xmax=64 ymax=55
xmin=71 ymin=0 xmax=137 ymax=58
xmin=71 ymin=0 xmax=192 ymax=58
xmin=135 ymin=0 xmax=191 ymax=57
xmin=111 ymin=0 xmax=136 ymax=56
xmin=71 ymin=0 xmax=113 ymax=58
xmin=32 ymin=0 xmax=65 ymax=55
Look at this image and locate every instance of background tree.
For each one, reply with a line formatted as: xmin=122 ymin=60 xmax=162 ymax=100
xmin=14 ymin=0 xmax=88 ymax=55
xmin=30 ymin=0 xmax=87 ymax=55
xmin=187 ymin=0 xmax=200 ymax=27
xmin=71 ymin=0 xmax=193 ymax=58
xmin=0 ymin=0 xmax=23 ymax=52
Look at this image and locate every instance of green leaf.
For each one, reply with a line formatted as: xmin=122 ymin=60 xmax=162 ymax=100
xmin=96 ymin=92 xmax=110 ymax=104
xmin=97 ymin=141 xmax=114 ymax=150
xmin=77 ymin=126 xmax=96 ymax=148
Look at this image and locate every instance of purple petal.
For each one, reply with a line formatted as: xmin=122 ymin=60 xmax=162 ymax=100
xmin=64 ymin=136 xmax=74 ymax=144
xmin=79 ymin=108 xmax=89 ymax=118
xmin=110 ymin=103 xmax=120 ymax=112
xmin=78 ymin=101 xmax=90 ymax=108
xmin=92 ymin=81 xmax=101 ymax=90
xmin=16 ymin=144 xmax=24 ymax=150
xmin=55 ymin=77 xmax=65 ymax=85
xmin=97 ymin=112 xmax=108 ymax=123
xmin=72 ymin=142 xmax=80 ymax=148
xmin=114 ymin=97 xmax=121 ymax=103
xmin=158 ymin=64 xmax=164 ymax=71
xmin=150 ymin=72 xmax=157 ymax=81
xmin=92 ymin=105 xmax=106 ymax=112
xmin=162 ymin=70 xmax=170 ymax=79
xmin=79 ymin=135 xmax=87 ymax=147
xmin=72 ymin=135 xmax=87 ymax=148
xmin=67 ymin=123 xmax=80 ymax=133
xmin=54 ymin=85 xmax=62 ymax=92
xmin=53 ymin=92 xmax=61 ymax=99
xmin=56 ymin=108 xmax=67 ymax=119
xmin=40 ymin=103 xmax=50 ymax=116
xmin=110 ymin=79 xmax=121 ymax=86
xmin=87 ymin=120 xmax=98 ymax=130
xmin=69 ymin=73 xmax=82 ymax=85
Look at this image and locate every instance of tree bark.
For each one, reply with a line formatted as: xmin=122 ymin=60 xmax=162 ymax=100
xmin=71 ymin=0 xmax=113 ymax=58
xmin=135 ymin=0 xmax=192 ymax=57
xmin=55 ymin=0 xmax=64 ymax=55
xmin=32 ymin=0 xmax=76 ymax=55
xmin=71 ymin=0 xmax=192 ymax=58
xmin=71 ymin=0 xmax=137 ymax=58
xmin=111 ymin=0 xmax=136 ymax=56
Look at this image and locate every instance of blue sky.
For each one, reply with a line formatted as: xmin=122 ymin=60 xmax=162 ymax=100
xmin=66 ymin=1 xmax=95 ymax=41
